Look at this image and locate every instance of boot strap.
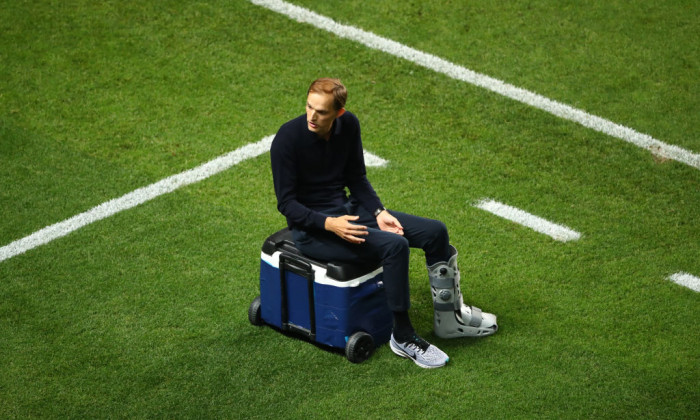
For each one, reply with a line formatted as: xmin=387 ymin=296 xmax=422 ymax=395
xmin=433 ymin=301 xmax=455 ymax=311
xmin=429 ymin=276 xmax=455 ymax=288
xmin=468 ymin=306 xmax=483 ymax=327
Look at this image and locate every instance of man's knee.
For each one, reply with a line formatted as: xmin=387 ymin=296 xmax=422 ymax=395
xmin=423 ymin=220 xmax=451 ymax=264
xmin=428 ymin=219 xmax=449 ymax=245
xmin=382 ymin=233 xmax=410 ymax=260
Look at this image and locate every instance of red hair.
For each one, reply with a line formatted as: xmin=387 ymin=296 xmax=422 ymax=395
xmin=307 ymin=78 xmax=347 ymax=111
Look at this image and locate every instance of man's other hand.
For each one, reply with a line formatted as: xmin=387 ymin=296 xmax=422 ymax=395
xmin=377 ymin=210 xmax=404 ymax=236
xmin=325 ymin=215 xmax=368 ymax=243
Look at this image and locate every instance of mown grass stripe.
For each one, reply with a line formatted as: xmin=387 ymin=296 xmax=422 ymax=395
xmin=250 ymin=0 xmax=700 ymax=170
xmin=668 ymin=272 xmax=700 ymax=292
xmin=474 ymin=199 xmax=582 ymax=242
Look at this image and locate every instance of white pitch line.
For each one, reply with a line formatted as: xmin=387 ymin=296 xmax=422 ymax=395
xmin=0 ymin=135 xmax=388 ymax=263
xmin=474 ymin=199 xmax=581 ymax=242
xmin=668 ymin=272 xmax=700 ymax=293
xmin=0 ymin=136 xmax=272 ymax=263
xmin=250 ymin=0 xmax=700 ymax=170
xmin=364 ymin=150 xmax=387 ymax=167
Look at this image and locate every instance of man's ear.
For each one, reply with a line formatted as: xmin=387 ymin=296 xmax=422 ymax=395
xmin=336 ymin=108 xmax=346 ymax=118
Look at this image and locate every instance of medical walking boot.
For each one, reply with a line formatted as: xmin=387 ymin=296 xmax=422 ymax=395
xmin=427 ymin=246 xmax=498 ymax=338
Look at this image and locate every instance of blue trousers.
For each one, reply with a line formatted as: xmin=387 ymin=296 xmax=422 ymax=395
xmin=292 ymin=200 xmax=451 ymax=312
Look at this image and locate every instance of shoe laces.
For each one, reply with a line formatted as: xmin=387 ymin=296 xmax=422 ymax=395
xmin=404 ymin=335 xmax=430 ymax=353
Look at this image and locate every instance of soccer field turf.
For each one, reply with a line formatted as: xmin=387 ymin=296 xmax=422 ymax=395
xmin=1 ymin=1 xmax=698 ymax=418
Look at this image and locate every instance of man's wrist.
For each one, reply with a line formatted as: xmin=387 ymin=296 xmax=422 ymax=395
xmin=373 ymin=207 xmax=386 ymax=217
xmin=324 ymin=216 xmax=334 ymax=230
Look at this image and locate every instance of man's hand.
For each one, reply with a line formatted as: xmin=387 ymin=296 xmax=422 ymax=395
xmin=377 ymin=210 xmax=404 ymax=236
xmin=325 ymin=215 xmax=368 ymax=244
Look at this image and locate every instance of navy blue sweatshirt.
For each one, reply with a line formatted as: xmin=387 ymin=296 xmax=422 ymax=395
xmin=270 ymin=111 xmax=383 ymax=231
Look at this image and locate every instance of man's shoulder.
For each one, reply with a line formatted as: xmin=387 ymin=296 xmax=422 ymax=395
xmin=339 ymin=110 xmax=359 ymax=124
xmin=335 ymin=110 xmax=360 ymax=136
xmin=278 ymin=114 xmax=306 ymax=132
xmin=274 ymin=114 xmax=306 ymax=141
xmin=272 ymin=114 xmax=307 ymax=155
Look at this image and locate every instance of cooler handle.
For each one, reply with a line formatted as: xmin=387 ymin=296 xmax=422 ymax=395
xmin=278 ymin=252 xmax=316 ymax=340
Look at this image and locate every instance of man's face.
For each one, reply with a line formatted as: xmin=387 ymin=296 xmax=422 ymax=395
xmin=306 ymin=91 xmax=338 ymax=139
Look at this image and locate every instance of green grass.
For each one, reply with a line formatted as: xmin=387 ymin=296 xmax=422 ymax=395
xmin=1 ymin=0 xmax=698 ymax=418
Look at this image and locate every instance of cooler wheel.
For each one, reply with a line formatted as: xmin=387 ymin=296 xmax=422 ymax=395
xmin=248 ymin=296 xmax=263 ymax=326
xmin=345 ymin=331 xmax=375 ymax=363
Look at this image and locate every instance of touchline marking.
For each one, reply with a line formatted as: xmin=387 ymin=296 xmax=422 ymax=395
xmin=0 ymin=136 xmax=270 ymax=263
xmin=250 ymin=0 xmax=700 ymax=170
xmin=473 ymin=199 xmax=582 ymax=242
xmin=668 ymin=272 xmax=700 ymax=293
xmin=364 ymin=150 xmax=387 ymax=167
xmin=0 ymin=137 xmax=388 ymax=263
xmin=0 ymin=134 xmax=388 ymax=264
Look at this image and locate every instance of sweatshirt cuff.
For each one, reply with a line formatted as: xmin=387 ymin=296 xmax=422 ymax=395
xmin=313 ymin=212 xmax=327 ymax=231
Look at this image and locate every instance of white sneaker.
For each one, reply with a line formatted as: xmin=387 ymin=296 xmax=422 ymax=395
xmin=390 ymin=334 xmax=449 ymax=368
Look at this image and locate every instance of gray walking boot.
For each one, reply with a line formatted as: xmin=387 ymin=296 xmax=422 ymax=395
xmin=427 ymin=246 xmax=498 ymax=338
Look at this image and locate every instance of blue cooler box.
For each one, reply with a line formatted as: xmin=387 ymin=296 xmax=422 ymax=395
xmin=248 ymin=228 xmax=392 ymax=363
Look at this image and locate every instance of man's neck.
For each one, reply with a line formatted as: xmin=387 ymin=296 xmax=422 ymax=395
xmin=320 ymin=121 xmax=335 ymax=141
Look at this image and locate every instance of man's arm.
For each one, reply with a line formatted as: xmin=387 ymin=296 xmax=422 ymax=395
xmin=342 ymin=114 xmax=383 ymax=214
xmin=270 ymin=125 xmax=327 ymax=230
